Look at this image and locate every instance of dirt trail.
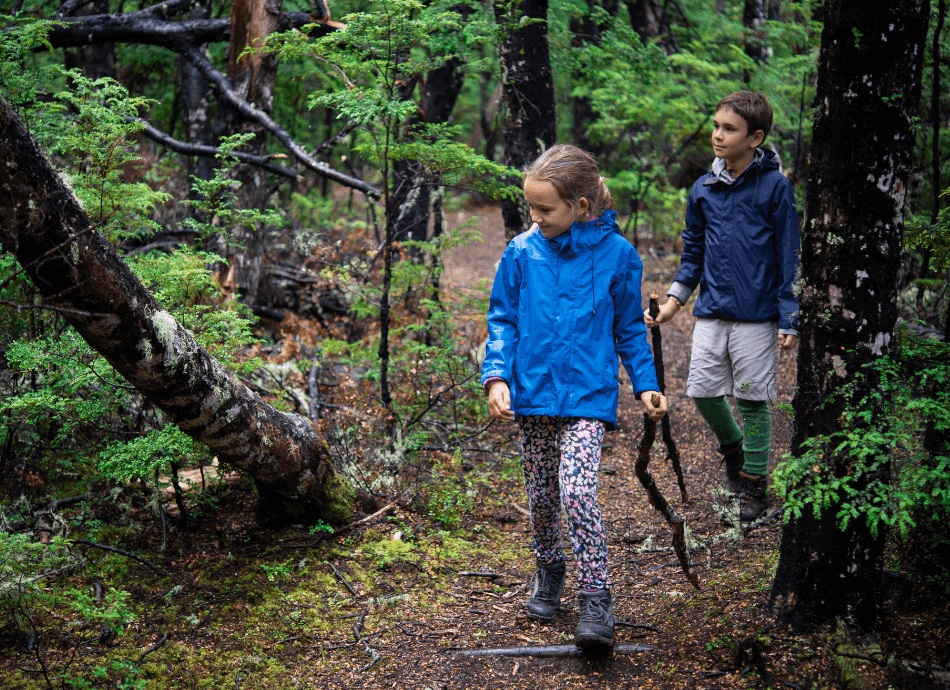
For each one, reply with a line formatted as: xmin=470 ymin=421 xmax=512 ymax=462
xmin=361 ymin=204 xmax=806 ymax=689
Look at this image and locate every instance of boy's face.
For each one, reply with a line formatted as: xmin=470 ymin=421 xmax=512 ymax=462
xmin=711 ymin=107 xmax=765 ymax=170
xmin=523 ymin=177 xmax=588 ymax=238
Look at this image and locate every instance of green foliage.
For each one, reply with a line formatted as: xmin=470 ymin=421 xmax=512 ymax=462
xmin=773 ymin=330 xmax=950 ymax=553
xmin=181 ymin=133 xmax=284 ymax=245
xmin=98 ymin=425 xmax=210 ymax=484
xmin=425 ymin=449 xmax=476 ymax=528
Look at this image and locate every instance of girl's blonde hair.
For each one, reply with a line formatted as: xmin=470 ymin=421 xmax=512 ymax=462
xmin=523 ymin=144 xmax=614 ymax=217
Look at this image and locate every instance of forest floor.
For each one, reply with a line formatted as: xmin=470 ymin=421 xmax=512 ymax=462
xmin=1 ymin=204 xmax=948 ymax=689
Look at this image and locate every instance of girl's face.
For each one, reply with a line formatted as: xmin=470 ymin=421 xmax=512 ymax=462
xmin=524 ymin=177 xmax=589 ymax=238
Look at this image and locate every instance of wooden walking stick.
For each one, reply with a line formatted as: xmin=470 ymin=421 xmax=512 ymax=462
xmin=648 ymin=291 xmax=688 ymax=501
xmin=635 ymin=392 xmax=700 ymax=589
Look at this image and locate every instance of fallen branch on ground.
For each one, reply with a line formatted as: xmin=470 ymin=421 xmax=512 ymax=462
xmin=452 ymin=643 xmax=655 ymax=658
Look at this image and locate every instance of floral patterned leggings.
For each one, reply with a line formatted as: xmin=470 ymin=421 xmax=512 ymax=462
xmin=518 ymin=416 xmax=611 ymax=590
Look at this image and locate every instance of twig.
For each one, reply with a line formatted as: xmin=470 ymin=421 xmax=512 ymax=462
xmin=453 ymin=643 xmax=655 ymax=658
xmin=459 ymin=572 xmax=501 ymax=579
xmin=327 ymin=562 xmax=358 ymax=598
xmin=510 ymin=503 xmax=530 ymax=518
xmin=311 ymin=502 xmax=397 ymax=546
xmin=71 ymin=539 xmax=181 ymax=584
xmin=135 ymin=633 xmax=169 ymax=667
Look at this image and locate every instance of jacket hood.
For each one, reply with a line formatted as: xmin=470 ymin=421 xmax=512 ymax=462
xmin=546 ymin=209 xmax=620 ymax=256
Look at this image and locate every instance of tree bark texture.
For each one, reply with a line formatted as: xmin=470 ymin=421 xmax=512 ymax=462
xmin=0 ymin=102 xmax=353 ymax=527
xmin=770 ymin=0 xmax=930 ymax=632
xmin=494 ymin=0 xmax=556 ymax=240
xmin=221 ymin=0 xmax=283 ymax=307
xmin=626 ymin=0 xmax=675 ymax=54
xmin=743 ymin=0 xmax=769 ymax=66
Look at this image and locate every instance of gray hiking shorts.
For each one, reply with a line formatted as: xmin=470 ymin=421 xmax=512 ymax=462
xmin=685 ymin=318 xmax=778 ymax=401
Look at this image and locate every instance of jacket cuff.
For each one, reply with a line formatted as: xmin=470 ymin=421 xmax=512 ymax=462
xmin=667 ymin=281 xmax=693 ymax=306
xmin=483 ymin=377 xmax=507 ymax=395
xmin=778 ymin=328 xmax=798 ymax=337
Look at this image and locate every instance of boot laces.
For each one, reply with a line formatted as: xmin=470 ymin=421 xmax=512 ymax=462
xmin=531 ymin=566 xmax=562 ymax=602
xmin=578 ymin=594 xmax=611 ymax=624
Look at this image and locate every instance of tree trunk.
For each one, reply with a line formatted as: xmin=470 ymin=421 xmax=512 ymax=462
xmin=180 ymin=3 xmax=215 ymax=191
xmin=571 ymin=2 xmax=618 ymax=153
xmin=494 ymin=0 xmax=556 ymax=240
xmin=0 ymin=101 xmax=354 ymax=528
xmin=626 ymin=0 xmax=675 ymax=54
xmin=743 ymin=0 xmax=769 ymax=67
xmin=220 ymin=0 xmax=282 ymax=308
xmin=770 ymin=0 xmax=930 ymax=632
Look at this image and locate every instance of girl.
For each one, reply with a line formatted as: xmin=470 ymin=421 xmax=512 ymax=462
xmin=481 ymin=144 xmax=667 ymax=651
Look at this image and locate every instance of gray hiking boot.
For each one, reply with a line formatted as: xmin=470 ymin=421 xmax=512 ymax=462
xmin=574 ymin=589 xmax=615 ymax=650
xmin=738 ymin=473 xmax=768 ymax=522
xmin=526 ymin=561 xmax=566 ymax=622
xmin=717 ymin=439 xmax=745 ymax=494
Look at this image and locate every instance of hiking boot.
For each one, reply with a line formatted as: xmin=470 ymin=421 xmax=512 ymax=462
xmin=574 ymin=589 xmax=615 ymax=650
xmin=738 ymin=472 xmax=768 ymax=522
xmin=717 ymin=439 xmax=744 ymax=494
xmin=526 ymin=561 xmax=566 ymax=622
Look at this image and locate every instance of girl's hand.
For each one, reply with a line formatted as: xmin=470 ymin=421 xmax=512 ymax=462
xmin=643 ymin=298 xmax=680 ymax=328
xmin=487 ymin=381 xmax=515 ymax=421
xmin=640 ymin=391 xmax=667 ymax=422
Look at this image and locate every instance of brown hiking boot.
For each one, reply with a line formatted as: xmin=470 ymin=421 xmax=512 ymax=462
xmin=738 ymin=472 xmax=768 ymax=522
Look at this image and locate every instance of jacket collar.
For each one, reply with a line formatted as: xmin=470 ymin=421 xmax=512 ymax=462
xmin=705 ymin=148 xmax=780 ymax=186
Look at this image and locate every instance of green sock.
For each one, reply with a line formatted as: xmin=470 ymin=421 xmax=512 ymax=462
xmin=692 ymin=396 xmax=742 ymax=448
xmin=736 ymin=398 xmax=770 ymax=476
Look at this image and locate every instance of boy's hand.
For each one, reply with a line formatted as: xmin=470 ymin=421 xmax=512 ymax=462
xmin=641 ymin=391 xmax=668 ymax=422
xmin=644 ymin=297 xmax=680 ymax=328
xmin=487 ymin=381 xmax=515 ymax=421
xmin=778 ymin=334 xmax=798 ymax=350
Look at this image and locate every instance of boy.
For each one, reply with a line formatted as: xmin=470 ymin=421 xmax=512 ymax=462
xmin=645 ymin=90 xmax=800 ymax=522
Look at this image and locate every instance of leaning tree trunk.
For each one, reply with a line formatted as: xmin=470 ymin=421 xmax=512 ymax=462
xmin=0 ymin=101 xmax=353 ymax=528
xmin=494 ymin=0 xmax=556 ymax=240
xmin=770 ymin=0 xmax=929 ymax=632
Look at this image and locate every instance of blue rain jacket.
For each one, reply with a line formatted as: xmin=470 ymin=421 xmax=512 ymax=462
xmin=481 ymin=210 xmax=659 ymax=428
xmin=673 ymin=149 xmax=800 ymax=331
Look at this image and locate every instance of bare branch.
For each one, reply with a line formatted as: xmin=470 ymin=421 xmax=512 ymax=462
xmin=183 ymin=48 xmax=381 ymax=198
xmin=135 ymin=118 xmax=301 ymax=180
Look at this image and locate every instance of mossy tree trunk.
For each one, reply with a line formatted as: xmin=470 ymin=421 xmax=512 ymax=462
xmin=0 ymin=101 xmax=353 ymax=528
xmin=770 ymin=0 xmax=929 ymax=631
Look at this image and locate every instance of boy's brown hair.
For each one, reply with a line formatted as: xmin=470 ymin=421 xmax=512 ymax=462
xmin=717 ymin=91 xmax=773 ymax=142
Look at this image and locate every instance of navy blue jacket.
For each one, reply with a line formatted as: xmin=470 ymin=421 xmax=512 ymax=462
xmin=481 ymin=210 xmax=659 ymax=428
xmin=670 ymin=149 xmax=800 ymax=332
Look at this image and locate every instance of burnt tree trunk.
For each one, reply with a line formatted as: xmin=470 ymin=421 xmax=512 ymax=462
xmin=626 ymin=0 xmax=676 ymax=54
xmin=770 ymin=0 xmax=929 ymax=632
xmin=743 ymin=0 xmax=769 ymax=67
xmin=181 ymin=2 xmax=215 ymax=191
xmin=494 ymin=0 xmax=556 ymax=240
xmin=0 ymin=101 xmax=354 ymax=528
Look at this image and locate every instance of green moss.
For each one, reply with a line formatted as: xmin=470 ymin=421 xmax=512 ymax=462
xmin=320 ymin=471 xmax=355 ymax=524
